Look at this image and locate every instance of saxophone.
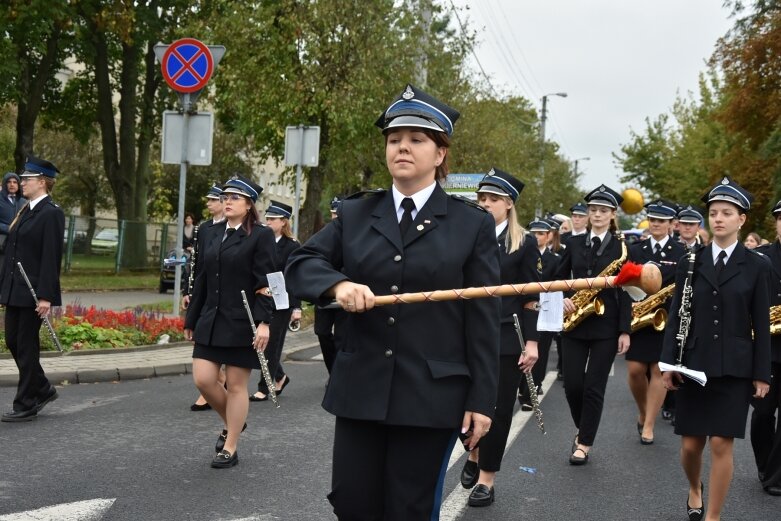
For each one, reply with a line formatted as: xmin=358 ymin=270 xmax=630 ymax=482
xmin=770 ymin=304 xmax=781 ymax=335
xmin=631 ymin=283 xmax=676 ymax=332
xmin=562 ymin=233 xmax=628 ymax=332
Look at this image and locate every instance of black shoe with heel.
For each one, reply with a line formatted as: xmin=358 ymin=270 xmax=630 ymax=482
xmin=687 ymin=482 xmax=704 ymax=521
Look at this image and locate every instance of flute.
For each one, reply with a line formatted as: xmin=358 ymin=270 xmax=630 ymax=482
xmin=17 ymin=262 xmax=63 ymax=353
xmin=240 ymin=290 xmax=279 ymax=408
xmin=513 ymin=313 xmax=545 ymax=434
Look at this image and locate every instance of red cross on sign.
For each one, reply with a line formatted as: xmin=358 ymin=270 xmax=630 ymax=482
xmin=161 ymin=38 xmax=214 ymax=93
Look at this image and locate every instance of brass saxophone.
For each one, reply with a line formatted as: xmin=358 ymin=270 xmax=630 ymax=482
xmin=631 ymin=283 xmax=675 ymax=332
xmin=562 ymin=233 xmax=628 ymax=332
xmin=770 ymin=304 xmax=781 ymax=335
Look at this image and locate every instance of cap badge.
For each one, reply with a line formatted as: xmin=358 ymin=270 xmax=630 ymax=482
xmin=402 ymin=85 xmax=415 ymax=100
xmin=599 ymin=185 xmax=606 ymax=192
xmin=721 ymin=177 xmax=729 ymax=185
xmin=487 ymin=168 xmax=495 ymax=176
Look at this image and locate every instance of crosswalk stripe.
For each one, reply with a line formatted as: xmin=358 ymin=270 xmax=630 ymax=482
xmin=0 ymin=499 xmax=115 ymax=521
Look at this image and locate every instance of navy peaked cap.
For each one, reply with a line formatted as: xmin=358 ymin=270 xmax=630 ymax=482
xmin=677 ymin=205 xmax=705 ymax=224
xmin=645 ymin=199 xmax=677 ymax=220
xmin=376 ymin=84 xmax=460 ymax=136
xmin=528 ymin=219 xmax=552 ymax=232
xmin=265 ymin=200 xmax=292 ymax=219
xmin=476 ymin=167 xmax=524 ymax=202
xmin=206 ymin=183 xmax=223 ymax=199
xmin=570 ymin=202 xmax=588 ymax=215
xmin=701 ymin=176 xmax=752 ymax=211
xmin=222 ymin=175 xmax=262 ymax=203
xmin=21 ymin=156 xmax=59 ymax=178
xmin=585 ymin=184 xmax=623 ymax=209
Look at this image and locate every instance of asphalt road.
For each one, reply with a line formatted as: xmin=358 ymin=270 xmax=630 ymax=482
xmin=0 ymin=354 xmax=777 ymax=520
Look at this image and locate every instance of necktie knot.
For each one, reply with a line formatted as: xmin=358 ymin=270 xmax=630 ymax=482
xmin=401 ymin=198 xmax=415 ymax=213
xmin=591 ymin=236 xmax=601 ymax=249
xmin=654 ymin=243 xmax=661 ymax=254
xmin=399 ymin=198 xmax=415 ymax=236
xmin=223 ymin=227 xmax=236 ymax=242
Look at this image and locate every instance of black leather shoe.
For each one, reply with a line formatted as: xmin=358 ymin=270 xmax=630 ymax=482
xmin=687 ymin=482 xmax=704 ymax=521
xmin=1 ymin=408 xmax=38 ymax=422
xmin=640 ymin=436 xmax=654 ymax=445
xmin=467 ymin=484 xmax=494 ymax=507
xmin=190 ymin=402 xmax=212 ymax=411
xmin=536 ymin=385 xmax=543 ymax=396
xmin=460 ymin=459 xmax=479 ymax=489
xmin=249 ymin=393 xmax=268 ymax=402
xmin=569 ymin=447 xmax=589 ymax=465
xmin=275 ymin=375 xmax=291 ymax=395
xmin=215 ymin=423 xmax=248 ymax=452
xmin=765 ymin=485 xmax=781 ymax=496
xmin=36 ymin=388 xmax=58 ymax=412
xmin=211 ymin=450 xmax=238 ymax=468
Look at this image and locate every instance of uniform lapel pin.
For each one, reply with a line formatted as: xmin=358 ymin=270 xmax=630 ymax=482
xmin=417 ymin=224 xmax=424 ymax=231
xmin=424 ymin=220 xmax=431 ymax=224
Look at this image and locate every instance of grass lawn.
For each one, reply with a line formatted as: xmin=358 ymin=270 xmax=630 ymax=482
xmin=61 ymin=271 xmax=158 ymax=291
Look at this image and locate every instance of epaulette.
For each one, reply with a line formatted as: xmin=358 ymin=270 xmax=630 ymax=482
xmin=345 ymin=189 xmax=386 ymax=200
xmin=48 ymin=200 xmax=60 ymax=208
xmin=449 ymin=194 xmax=487 ymax=212
xmin=748 ymin=248 xmax=766 ymax=257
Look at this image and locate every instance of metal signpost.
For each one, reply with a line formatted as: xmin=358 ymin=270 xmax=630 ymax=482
xmin=284 ymin=125 xmax=320 ymax=237
xmin=155 ymin=38 xmax=225 ymax=312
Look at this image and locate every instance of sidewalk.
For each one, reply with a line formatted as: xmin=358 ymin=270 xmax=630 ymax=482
xmin=0 ymin=326 xmax=320 ymax=387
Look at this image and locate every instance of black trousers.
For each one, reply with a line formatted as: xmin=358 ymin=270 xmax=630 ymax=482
xmin=531 ymin=332 xmax=554 ymax=388
xmin=317 ymin=334 xmax=336 ymax=374
xmin=561 ymin=336 xmax=617 ymax=446
xmin=330 ymin=417 xmax=457 ymax=521
xmin=479 ymin=354 xmax=522 ymax=472
xmin=257 ymin=308 xmax=292 ymax=393
xmin=751 ymin=361 xmax=781 ymax=488
xmin=5 ymin=305 xmax=50 ymax=411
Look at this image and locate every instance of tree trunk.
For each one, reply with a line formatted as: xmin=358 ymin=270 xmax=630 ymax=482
xmin=298 ymin=117 xmax=330 ymax=242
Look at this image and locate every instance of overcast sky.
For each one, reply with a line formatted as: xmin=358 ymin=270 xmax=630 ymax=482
xmin=449 ymin=0 xmax=734 ymax=192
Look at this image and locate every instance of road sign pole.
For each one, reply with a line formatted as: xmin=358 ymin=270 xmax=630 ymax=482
xmin=173 ymin=94 xmax=191 ymax=313
xmin=293 ymin=125 xmax=304 ymax=238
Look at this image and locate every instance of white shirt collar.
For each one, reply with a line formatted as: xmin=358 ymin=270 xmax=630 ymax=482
xmin=495 ymin=219 xmax=508 ymax=238
xmin=571 ymin=228 xmax=587 ymax=236
xmin=651 ymin=236 xmax=669 ymax=251
xmin=712 ymin=240 xmax=738 ymax=263
xmin=392 ymin=182 xmax=437 ymax=223
xmin=589 ymin=230 xmax=608 ymax=243
xmin=28 ymin=194 xmax=47 ymax=210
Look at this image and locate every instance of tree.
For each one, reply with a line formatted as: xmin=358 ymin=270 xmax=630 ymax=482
xmin=0 ymin=1 xmax=74 ymax=172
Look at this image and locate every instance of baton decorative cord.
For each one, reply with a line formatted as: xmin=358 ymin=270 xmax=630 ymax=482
xmin=17 ymin=262 xmax=63 ymax=353
xmin=513 ymin=313 xmax=545 ymax=434
xmin=240 ymin=290 xmax=279 ymax=408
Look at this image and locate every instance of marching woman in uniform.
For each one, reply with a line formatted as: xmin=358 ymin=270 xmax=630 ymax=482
xmin=661 ymin=177 xmax=771 ymax=520
xmin=184 ymin=176 xmax=277 ymax=468
xmin=626 ymin=200 xmax=685 ymax=444
xmin=0 ymin=157 xmax=64 ymax=422
xmin=750 ymin=199 xmax=781 ymax=496
xmin=250 ymin=200 xmax=300 ymax=402
xmin=459 ymin=168 xmax=539 ymax=507
xmin=555 ymin=185 xmax=632 ymax=464
xmin=286 ymin=84 xmax=500 ymax=521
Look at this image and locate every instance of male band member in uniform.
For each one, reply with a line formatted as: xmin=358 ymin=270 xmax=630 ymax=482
xmin=677 ymin=205 xmax=705 ymax=252
xmin=0 ymin=156 xmax=64 ymax=422
xmin=561 ymin=202 xmax=588 ymax=246
xmin=0 ymin=172 xmax=26 ymax=266
xmin=752 ymin=199 xmax=781 ymax=496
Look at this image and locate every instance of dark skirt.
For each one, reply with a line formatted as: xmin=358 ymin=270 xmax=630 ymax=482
xmin=193 ymin=343 xmax=260 ymax=370
xmin=674 ymin=376 xmax=753 ymax=438
xmin=626 ymin=328 xmax=662 ymax=363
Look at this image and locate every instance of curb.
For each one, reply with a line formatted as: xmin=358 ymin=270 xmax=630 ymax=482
xmin=0 ymin=341 xmax=193 ymax=360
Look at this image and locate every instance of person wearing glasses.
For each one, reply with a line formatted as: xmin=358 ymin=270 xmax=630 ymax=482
xmin=286 ymin=84 xmax=500 ymax=520
xmin=184 ymin=176 xmax=277 ymax=469
xmin=0 ymin=156 xmax=64 ymax=422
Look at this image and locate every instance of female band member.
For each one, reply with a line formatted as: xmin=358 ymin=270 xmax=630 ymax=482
xmin=555 ymin=185 xmax=632 ymax=464
xmin=0 ymin=157 xmax=64 ymax=422
xmin=753 ymin=199 xmax=781 ymax=496
xmin=184 ymin=176 xmax=277 ymax=468
xmin=627 ymin=200 xmax=685 ymax=444
xmin=661 ymin=176 xmax=771 ymax=520
xmin=286 ymin=84 xmax=500 ymax=521
xmin=458 ymin=168 xmax=539 ymax=507
xmin=250 ymin=200 xmax=300 ymax=402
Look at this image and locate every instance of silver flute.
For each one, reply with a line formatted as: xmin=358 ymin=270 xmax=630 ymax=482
xmin=186 ymin=224 xmax=199 ymax=297
xmin=512 ymin=313 xmax=545 ymax=434
xmin=17 ymin=262 xmax=63 ymax=352
xmin=240 ymin=290 xmax=279 ymax=408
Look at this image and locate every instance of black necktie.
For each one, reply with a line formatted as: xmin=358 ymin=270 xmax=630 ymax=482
xmin=223 ymin=227 xmax=236 ymax=242
xmin=587 ymin=236 xmax=601 ymax=275
xmin=715 ymin=250 xmax=727 ymax=277
xmin=654 ymin=243 xmax=661 ymax=256
xmin=399 ymin=198 xmax=415 ymax=237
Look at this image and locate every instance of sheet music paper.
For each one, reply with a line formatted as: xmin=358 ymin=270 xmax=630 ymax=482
xmin=658 ymin=362 xmax=708 ymax=386
xmin=537 ymin=291 xmax=563 ymax=332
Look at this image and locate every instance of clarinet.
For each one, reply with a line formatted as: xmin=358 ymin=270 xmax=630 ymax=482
xmin=674 ymin=251 xmax=697 ymax=366
xmin=16 ymin=262 xmax=63 ymax=352
xmin=186 ymin=224 xmax=199 ymax=296
xmin=512 ymin=313 xmax=545 ymax=434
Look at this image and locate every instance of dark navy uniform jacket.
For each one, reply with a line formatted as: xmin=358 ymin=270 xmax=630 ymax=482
xmin=554 ymin=232 xmax=633 ymax=340
xmin=629 ymin=238 xmax=686 ymax=346
xmin=661 ymin=242 xmax=772 ymax=382
xmin=286 ymin=185 xmax=501 ymax=428
xmin=185 ymin=222 xmax=277 ymax=347
xmin=755 ymin=240 xmax=781 ymax=363
xmin=0 ymin=196 xmax=64 ymax=307
xmin=497 ymin=230 xmax=540 ymax=355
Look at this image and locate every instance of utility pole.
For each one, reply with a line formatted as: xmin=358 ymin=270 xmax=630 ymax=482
xmin=574 ymin=157 xmax=590 ymax=177
xmin=415 ymin=0 xmax=431 ymax=87
xmin=538 ymin=92 xmax=567 ymax=216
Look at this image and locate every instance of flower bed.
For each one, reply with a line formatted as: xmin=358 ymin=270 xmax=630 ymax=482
xmin=0 ymin=304 xmax=184 ymax=352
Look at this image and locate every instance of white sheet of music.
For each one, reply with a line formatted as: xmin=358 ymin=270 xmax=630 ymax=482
xmin=537 ymin=291 xmax=563 ymax=332
xmin=658 ymin=362 xmax=708 ymax=386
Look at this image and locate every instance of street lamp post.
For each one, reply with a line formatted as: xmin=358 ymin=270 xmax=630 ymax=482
xmin=538 ymin=92 xmax=567 ymax=216
xmin=574 ymin=156 xmax=590 ymax=177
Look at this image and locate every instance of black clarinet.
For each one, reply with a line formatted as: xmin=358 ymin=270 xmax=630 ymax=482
xmin=674 ymin=251 xmax=697 ymax=366
xmin=186 ymin=224 xmax=199 ymax=296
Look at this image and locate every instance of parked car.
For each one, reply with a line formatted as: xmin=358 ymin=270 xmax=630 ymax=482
xmin=63 ymin=230 xmax=88 ymax=254
xmin=159 ymin=249 xmax=190 ymax=293
xmin=90 ymin=228 xmax=119 ymax=254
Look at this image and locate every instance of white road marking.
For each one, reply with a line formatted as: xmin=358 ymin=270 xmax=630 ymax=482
xmin=0 ymin=499 xmax=115 ymax=521
xmin=53 ymin=395 xmax=132 ymax=415
xmin=439 ymin=371 xmax=558 ymax=521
